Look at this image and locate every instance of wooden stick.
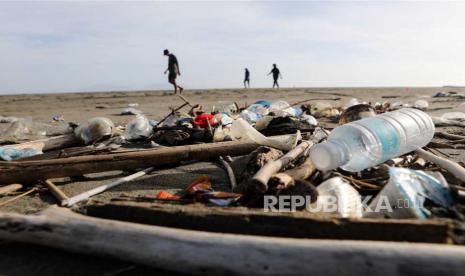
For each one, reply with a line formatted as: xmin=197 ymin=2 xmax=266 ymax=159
xmin=155 ymin=102 xmax=190 ymax=127
xmin=43 ymin=180 xmax=69 ymax=205
xmin=0 ymin=188 xmax=36 ymax=207
xmin=251 ymin=141 xmax=312 ymax=192
xmin=219 ymin=156 xmax=237 ymax=191
xmin=0 ymin=140 xmax=259 ymax=185
xmin=0 ymin=184 xmax=22 ymax=196
xmin=63 ymin=167 xmax=155 ymax=207
xmin=416 ymin=148 xmax=465 ymax=182
xmin=177 ymin=94 xmax=193 ymax=107
xmin=1 ymin=206 xmax=464 ymax=275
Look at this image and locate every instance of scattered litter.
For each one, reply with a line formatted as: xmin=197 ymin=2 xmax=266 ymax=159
xmin=414 ymin=99 xmax=429 ymax=110
xmin=364 ymin=168 xmax=453 ymax=219
xmin=124 ymin=115 xmax=153 ymax=140
xmin=121 ymin=107 xmax=143 ymax=115
xmin=74 ymin=117 xmax=114 ymax=145
xmin=310 ymin=177 xmax=362 ymax=218
xmin=52 ymin=114 xmax=65 ymax=122
xmin=0 ymin=147 xmax=42 ymax=161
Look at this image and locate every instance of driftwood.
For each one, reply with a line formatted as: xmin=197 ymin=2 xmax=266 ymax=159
xmin=88 ymin=201 xmax=454 ymax=244
xmin=436 ymin=132 xmax=465 ymax=140
xmin=416 ymin=148 xmax=465 ymax=182
xmin=0 ymin=184 xmax=22 ymax=196
xmin=268 ymin=158 xmax=315 ymax=189
xmin=218 ymin=156 xmax=237 ymax=191
xmin=0 ymin=140 xmax=259 ymax=185
xmin=251 ymin=141 xmax=312 ymax=192
xmin=432 ymin=117 xmax=465 ymax=127
xmin=63 ymin=167 xmax=154 ymax=207
xmin=43 ymin=180 xmax=69 ymax=205
xmin=0 ymin=188 xmax=36 ymax=207
xmin=3 ymin=134 xmax=78 ymax=152
xmin=1 ymin=206 xmax=465 ymax=275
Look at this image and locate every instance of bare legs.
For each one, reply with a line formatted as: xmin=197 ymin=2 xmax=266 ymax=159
xmin=273 ymin=79 xmax=279 ymax=88
xmin=169 ymin=79 xmax=184 ymax=94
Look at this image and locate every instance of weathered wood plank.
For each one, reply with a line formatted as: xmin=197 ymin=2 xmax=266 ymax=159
xmin=86 ymin=201 xmax=455 ymax=244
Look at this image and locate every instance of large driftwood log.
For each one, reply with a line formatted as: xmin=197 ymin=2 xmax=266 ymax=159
xmin=251 ymin=141 xmax=312 ymax=192
xmin=87 ymin=201 xmax=454 ymax=244
xmin=0 ymin=141 xmax=259 ymax=185
xmin=1 ymin=206 xmax=465 ymax=275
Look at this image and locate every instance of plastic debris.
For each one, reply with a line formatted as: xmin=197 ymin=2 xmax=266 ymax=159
xmin=0 ymin=116 xmax=19 ymax=123
xmin=310 ymin=177 xmax=362 ymax=218
xmin=414 ymin=99 xmax=429 ymax=110
xmin=128 ymin=103 xmax=139 ymax=107
xmin=121 ymin=107 xmax=143 ymax=116
xmin=0 ymin=147 xmax=42 ymax=161
xmin=230 ymin=118 xmax=301 ymax=151
xmin=74 ymin=117 xmax=114 ymax=145
xmin=124 ymin=115 xmax=153 ymax=140
xmin=310 ymin=108 xmax=435 ymax=172
xmin=364 ymin=168 xmax=454 ymax=219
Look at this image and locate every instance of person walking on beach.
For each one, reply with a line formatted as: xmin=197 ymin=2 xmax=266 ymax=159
xmin=244 ymin=68 xmax=250 ymax=88
xmin=268 ymin=64 xmax=282 ymax=88
xmin=163 ymin=49 xmax=183 ymax=94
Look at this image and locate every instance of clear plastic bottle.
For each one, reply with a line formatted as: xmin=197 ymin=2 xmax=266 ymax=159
xmin=310 ymin=108 xmax=435 ymax=172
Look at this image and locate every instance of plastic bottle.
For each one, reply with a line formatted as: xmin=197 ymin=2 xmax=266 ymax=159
xmin=310 ymin=108 xmax=435 ymax=172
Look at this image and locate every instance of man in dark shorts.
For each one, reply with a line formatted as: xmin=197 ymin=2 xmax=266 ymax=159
xmin=244 ymin=68 xmax=250 ymax=88
xmin=163 ymin=49 xmax=184 ymax=94
xmin=268 ymin=63 xmax=282 ymax=88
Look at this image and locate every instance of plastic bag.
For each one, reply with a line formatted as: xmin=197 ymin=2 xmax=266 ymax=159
xmin=364 ymin=168 xmax=453 ymax=219
xmin=74 ymin=117 xmax=114 ymax=145
xmin=0 ymin=147 xmax=42 ymax=161
xmin=124 ymin=115 xmax=153 ymax=140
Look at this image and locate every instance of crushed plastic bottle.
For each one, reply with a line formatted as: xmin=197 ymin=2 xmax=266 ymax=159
xmin=310 ymin=108 xmax=435 ymax=172
xmin=74 ymin=117 xmax=114 ymax=145
xmin=124 ymin=115 xmax=153 ymax=140
xmin=364 ymin=168 xmax=453 ymax=219
xmin=0 ymin=147 xmax=42 ymax=161
xmin=309 ymin=177 xmax=362 ymax=218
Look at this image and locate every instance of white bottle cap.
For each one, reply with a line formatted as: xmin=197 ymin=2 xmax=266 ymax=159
xmin=310 ymin=141 xmax=348 ymax=171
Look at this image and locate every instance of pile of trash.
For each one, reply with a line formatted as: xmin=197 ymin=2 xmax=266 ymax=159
xmin=2 ymin=94 xmax=465 ymax=231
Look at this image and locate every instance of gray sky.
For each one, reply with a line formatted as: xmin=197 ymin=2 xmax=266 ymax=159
xmin=1 ymin=1 xmax=465 ymax=94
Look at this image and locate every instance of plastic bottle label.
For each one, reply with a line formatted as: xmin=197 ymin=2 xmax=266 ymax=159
xmin=357 ymin=118 xmax=400 ymax=162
